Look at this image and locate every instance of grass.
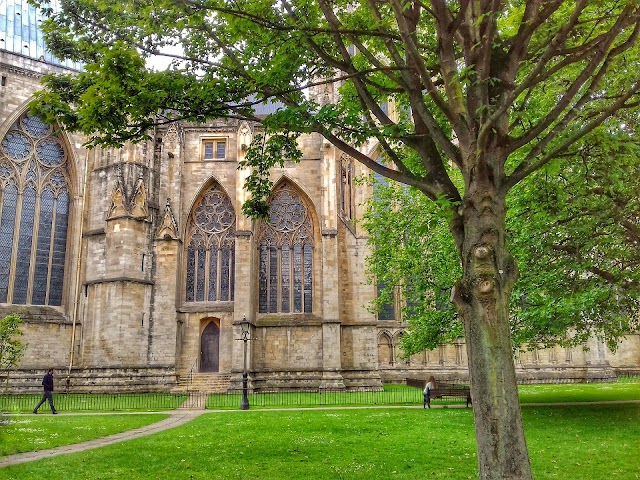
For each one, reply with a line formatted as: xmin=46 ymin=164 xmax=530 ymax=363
xmin=518 ymin=381 xmax=640 ymax=403
xmin=0 ymin=414 xmax=169 ymax=456
xmin=1 ymin=405 xmax=639 ymax=479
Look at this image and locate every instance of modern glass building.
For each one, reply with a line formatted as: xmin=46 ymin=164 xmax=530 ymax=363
xmin=0 ymin=0 xmax=82 ymax=69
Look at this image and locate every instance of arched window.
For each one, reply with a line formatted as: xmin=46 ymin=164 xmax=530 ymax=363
xmin=258 ymin=183 xmax=313 ymax=313
xmin=377 ymin=332 xmax=393 ymax=366
xmin=0 ymin=113 xmax=70 ymax=306
xmin=185 ymin=184 xmax=235 ymax=302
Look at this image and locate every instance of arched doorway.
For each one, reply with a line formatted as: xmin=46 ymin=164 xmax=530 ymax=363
xmin=200 ymin=321 xmax=220 ymax=372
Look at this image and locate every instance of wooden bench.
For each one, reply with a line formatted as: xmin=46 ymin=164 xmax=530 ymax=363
xmin=425 ymin=383 xmax=472 ymax=408
xmin=406 ymin=378 xmax=471 ymax=408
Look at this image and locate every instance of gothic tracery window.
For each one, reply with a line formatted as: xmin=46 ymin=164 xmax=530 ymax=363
xmin=0 ymin=113 xmax=70 ymax=306
xmin=258 ymin=183 xmax=314 ymax=313
xmin=185 ymin=184 xmax=235 ymax=302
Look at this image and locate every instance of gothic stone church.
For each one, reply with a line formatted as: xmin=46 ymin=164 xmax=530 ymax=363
xmin=2 ymin=6 xmax=639 ymax=394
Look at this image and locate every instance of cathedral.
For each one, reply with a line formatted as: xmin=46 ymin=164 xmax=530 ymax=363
xmin=1 ymin=0 xmax=639 ymax=394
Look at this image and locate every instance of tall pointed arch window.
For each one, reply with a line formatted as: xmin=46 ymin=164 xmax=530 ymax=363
xmin=185 ymin=184 xmax=235 ymax=302
xmin=258 ymin=183 xmax=314 ymax=314
xmin=0 ymin=113 xmax=70 ymax=306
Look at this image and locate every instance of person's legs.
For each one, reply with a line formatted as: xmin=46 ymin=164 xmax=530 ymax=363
xmin=45 ymin=392 xmax=57 ymax=414
xmin=33 ymin=394 xmax=47 ymax=413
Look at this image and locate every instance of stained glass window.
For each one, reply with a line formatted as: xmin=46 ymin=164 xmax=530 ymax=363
xmin=0 ymin=182 xmax=18 ymax=303
xmin=36 ymin=139 xmax=65 ymax=166
xmin=377 ymin=280 xmax=395 ymax=321
xmin=0 ymin=113 xmax=70 ymax=305
xmin=258 ymin=183 xmax=314 ymax=314
xmin=184 ymin=185 xmax=236 ymax=303
xmin=22 ymin=114 xmax=51 ymax=138
xmin=1 ymin=132 xmax=31 ymax=160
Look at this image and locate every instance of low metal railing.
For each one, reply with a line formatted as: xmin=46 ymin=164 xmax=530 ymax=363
xmin=0 ymin=393 xmax=188 ymax=413
xmin=0 ymin=387 xmax=446 ymax=413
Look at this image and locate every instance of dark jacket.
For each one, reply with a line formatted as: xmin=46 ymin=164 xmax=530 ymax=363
xmin=42 ymin=372 xmax=54 ymax=392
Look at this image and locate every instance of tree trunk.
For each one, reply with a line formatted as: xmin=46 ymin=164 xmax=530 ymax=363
xmin=451 ymin=178 xmax=533 ymax=480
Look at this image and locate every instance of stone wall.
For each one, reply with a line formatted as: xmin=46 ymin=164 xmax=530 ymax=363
xmin=2 ymin=366 xmax=176 ymax=394
xmin=2 ymin=48 xmax=640 ymax=394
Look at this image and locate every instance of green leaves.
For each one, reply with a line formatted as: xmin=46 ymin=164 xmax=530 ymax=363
xmin=362 ymin=179 xmax=463 ymax=353
xmin=0 ymin=314 xmax=26 ymax=371
xmin=507 ymin=128 xmax=640 ymax=351
xmin=239 ymin=131 xmax=303 ymax=218
xmin=28 ymin=0 xmax=640 ymax=356
xmin=366 ymin=127 xmax=640 ymax=356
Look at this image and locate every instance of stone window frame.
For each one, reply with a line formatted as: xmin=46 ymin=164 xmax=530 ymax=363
xmin=184 ymin=182 xmax=236 ymax=303
xmin=201 ymin=138 xmax=228 ymax=161
xmin=257 ymin=181 xmax=317 ymax=315
xmin=0 ymin=112 xmax=72 ymax=306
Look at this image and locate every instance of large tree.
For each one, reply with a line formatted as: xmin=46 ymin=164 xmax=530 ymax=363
xmin=30 ymin=1 xmax=640 ymax=478
xmin=364 ymin=129 xmax=640 ymax=355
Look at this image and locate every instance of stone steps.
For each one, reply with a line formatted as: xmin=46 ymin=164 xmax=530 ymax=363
xmin=175 ymin=373 xmax=231 ymax=393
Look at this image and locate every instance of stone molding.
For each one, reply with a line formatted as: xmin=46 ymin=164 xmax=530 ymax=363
xmin=84 ymin=277 xmax=155 ymax=286
xmin=177 ymin=303 xmax=235 ymax=313
xmin=0 ymin=62 xmax=44 ymax=79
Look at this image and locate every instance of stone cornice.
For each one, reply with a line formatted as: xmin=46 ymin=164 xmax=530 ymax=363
xmin=177 ymin=303 xmax=235 ymax=313
xmin=0 ymin=62 xmax=44 ymax=79
xmin=92 ymin=161 xmax=150 ymax=173
xmin=84 ymin=277 xmax=154 ymax=286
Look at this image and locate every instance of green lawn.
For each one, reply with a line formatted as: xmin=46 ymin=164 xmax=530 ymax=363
xmin=1 ymin=405 xmax=639 ymax=479
xmin=0 ymin=414 xmax=169 ymax=456
xmin=519 ymin=381 xmax=640 ymax=403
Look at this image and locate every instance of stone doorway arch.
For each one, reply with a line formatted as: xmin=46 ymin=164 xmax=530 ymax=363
xmin=200 ymin=320 xmax=220 ymax=372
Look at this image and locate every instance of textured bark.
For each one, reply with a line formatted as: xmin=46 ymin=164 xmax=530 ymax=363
xmin=451 ymin=172 xmax=532 ymax=480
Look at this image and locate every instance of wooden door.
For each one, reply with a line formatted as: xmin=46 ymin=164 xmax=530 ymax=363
xmin=200 ymin=322 xmax=220 ymax=372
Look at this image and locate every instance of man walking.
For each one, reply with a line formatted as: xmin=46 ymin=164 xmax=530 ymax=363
xmin=33 ymin=368 xmax=58 ymax=414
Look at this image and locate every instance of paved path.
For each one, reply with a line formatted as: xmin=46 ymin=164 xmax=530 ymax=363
xmin=0 ymin=410 xmax=204 ymax=468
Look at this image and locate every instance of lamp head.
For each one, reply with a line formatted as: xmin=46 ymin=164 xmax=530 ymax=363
xmin=240 ymin=315 xmax=250 ymax=335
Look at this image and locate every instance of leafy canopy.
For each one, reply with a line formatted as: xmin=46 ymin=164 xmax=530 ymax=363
xmin=29 ymin=0 xmax=640 ymax=343
xmin=366 ymin=125 xmax=640 ymax=355
xmin=32 ymin=2 xmax=640 ymax=212
xmin=0 ymin=314 xmax=26 ymax=371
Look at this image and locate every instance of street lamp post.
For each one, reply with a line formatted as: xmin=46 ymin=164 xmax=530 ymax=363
xmin=240 ymin=315 xmax=250 ymax=410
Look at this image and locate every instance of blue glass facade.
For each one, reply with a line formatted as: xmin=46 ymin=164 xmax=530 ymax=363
xmin=0 ymin=0 xmax=82 ymax=70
